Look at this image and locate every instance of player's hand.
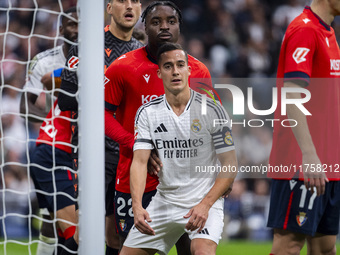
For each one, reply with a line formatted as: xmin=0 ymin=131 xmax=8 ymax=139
xmin=147 ymin=149 xmax=162 ymax=176
xmin=183 ymin=203 xmax=210 ymax=233
xmin=133 ymin=206 xmax=155 ymax=236
xmin=302 ymin=152 xmax=328 ymax=196
xmin=41 ymin=68 xmax=64 ymax=92
xmin=222 ymin=183 xmax=233 ymax=198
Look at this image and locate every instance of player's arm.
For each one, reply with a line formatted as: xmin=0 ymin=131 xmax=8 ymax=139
xmin=58 ymin=45 xmax=79 ymax=111
xmin=105 ymin=109 xmax=135 ymax=149
xmin=105 ymin=107 xmax=162 ymax=167
xmin=284 ymin=81 xmax=328 ymax=196
xmin=184 ymin=150 xmax=237 ymax=232
xmin=41 ymin=68 xmax=63 ymax=96
xmin=130 ymin=149 xmax=155 ymax=235
xmin=104 ymin=63 xmax=137 ymax=149
xmin=20 ymin=91 xmax=48 ymax=122
xmin=58 ymin=78 xmax=78 ymax=111
xmin=20 ymin=56 xmax=51 ymax=121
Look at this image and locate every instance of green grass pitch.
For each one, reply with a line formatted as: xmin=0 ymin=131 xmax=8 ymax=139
xmin=1 ymin=240 xmax=339 ymax=255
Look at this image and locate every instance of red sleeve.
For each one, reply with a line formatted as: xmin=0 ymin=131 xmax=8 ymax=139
xmin=105 ymin=109 xmax=134 ymax=149
xmin=104 ymin=62 xmax=124 ymax=110
xmin=284 ymin=26 xmax=317 ymax=79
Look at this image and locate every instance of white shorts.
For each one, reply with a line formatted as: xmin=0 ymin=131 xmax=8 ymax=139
xmin=123 ymin=193 xmax=224 ymax=255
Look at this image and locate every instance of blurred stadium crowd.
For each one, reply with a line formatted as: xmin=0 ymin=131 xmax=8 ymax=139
xmin=0 ymin=0 xmax=338 ymax=241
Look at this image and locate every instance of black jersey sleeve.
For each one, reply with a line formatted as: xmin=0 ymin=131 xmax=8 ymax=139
xmin=58 ymin=45 xmax=79 ymax=111
xmin=58 ymin=79 xmax=78 ymax=111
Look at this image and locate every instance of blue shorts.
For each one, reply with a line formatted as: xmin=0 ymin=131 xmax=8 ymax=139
xmin=114 ymin=190 xmax=157 ymax=238
xmin=105 ymin=161 xmax=117 ymax=216
xmin=30 ymin=144 xmax=77 ymax=212
xmin=267 ymin=179 xmax=340 ymax=236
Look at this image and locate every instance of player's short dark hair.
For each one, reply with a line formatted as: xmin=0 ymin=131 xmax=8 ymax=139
xmin=62 ymin=7 xmax=77 ymax=24
xmin=141 ymin=1 xmax=182 ymax=24
xmin=156 ymin=43 xmax=188 ymax=65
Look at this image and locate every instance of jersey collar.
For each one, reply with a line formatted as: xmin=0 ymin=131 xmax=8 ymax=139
xmin=164 ymin=89 xmax=195 ymax=113
xmin=305 ymin=6 xmax=331 ymax=31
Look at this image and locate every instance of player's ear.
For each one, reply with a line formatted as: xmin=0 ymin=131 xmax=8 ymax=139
xmin=188 ymin=66 xmax=191 ymax=76
xmin=107 ymin=2 xmax=112 ymax=15
xmin=59 ymin=25 xmax=64 ymax=36
xmin=157 ymin=68 xmax=161 ymax=79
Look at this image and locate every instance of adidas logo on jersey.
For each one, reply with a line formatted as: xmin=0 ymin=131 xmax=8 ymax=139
xmin=199 ymin=228 xmax=210 ymax=235
xmin=154 ymin=123 xmax=168 ymax=133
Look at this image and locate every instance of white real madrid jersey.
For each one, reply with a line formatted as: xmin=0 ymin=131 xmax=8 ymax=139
xmin=24 ymin=45 xmax=66 ymax=95
xmin=134 ymin=90 xmax=235 ymax=208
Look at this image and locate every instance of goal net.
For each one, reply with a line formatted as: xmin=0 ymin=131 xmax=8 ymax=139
xmin=0 ymin=1 xmax=104 ymax=254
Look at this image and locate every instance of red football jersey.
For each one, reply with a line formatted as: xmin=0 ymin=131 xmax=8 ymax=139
xmin=269 ymin=7 xmax=340 ymax=180
xmin=105 ymin=46 xmax=211 ymax=193
xmin=36 ymin=100 xmax=72 ymax=153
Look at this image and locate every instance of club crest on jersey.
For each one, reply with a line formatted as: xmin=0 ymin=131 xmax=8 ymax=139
xmin=119 ymin=219 xmax=127 ymax=232
xmin=191 ymin=119 xmax=201 ymax=133
xmin=68 ymin=56 xmax=79 ymax=70
xmin=296 ymin=212 xmax=307 ymax=227
xmin=293 ymin=48 xmax=310 ymax=64
xmin=224 ymin=131 xmax=233 ymax=146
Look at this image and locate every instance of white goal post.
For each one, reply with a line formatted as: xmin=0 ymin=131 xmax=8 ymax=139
xmin=78 ymin=0 xmax=105 ymax=254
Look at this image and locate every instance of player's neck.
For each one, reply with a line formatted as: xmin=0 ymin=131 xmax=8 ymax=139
xmin=109 ymin=22 xmax=133 ymax=41
xmin=166 ymin=87 xmax=191 ymax=116
xmin=310 ymin=2 xmax=335 ymax=25
xmin=146 ymin=44 xmax=157 ymax=61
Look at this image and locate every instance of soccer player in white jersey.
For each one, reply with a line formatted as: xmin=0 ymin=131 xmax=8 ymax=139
xmin=120 ymin=43 xmax=237 ymax=255
xmin=20 ymin=7 xmax=78 ymax=121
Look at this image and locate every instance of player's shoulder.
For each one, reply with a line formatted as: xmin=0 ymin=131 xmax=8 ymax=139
xmin=140 ymin=94 xmax=165 ymax=112
xmin=130 ymin=37 xmax=144 ymax=50
xmin=188 ymin=54 xmax=207 ymax=68
xmin=187 ymin=54 xmax=210 ymax=77
xmin=34 ymin=45 xmax=63 ymax=61
xmin=111 ymin=46 xmax=146 ymax=66
xmin=135 ymin=95 xmax=165 ymax=121
xmin=287 ymin=8 xmax=320 ymax=36
xmin=66 ymin=44 xmax=79 ymax=59
xmin=193 ymin=90 xmax=228 ymax=118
